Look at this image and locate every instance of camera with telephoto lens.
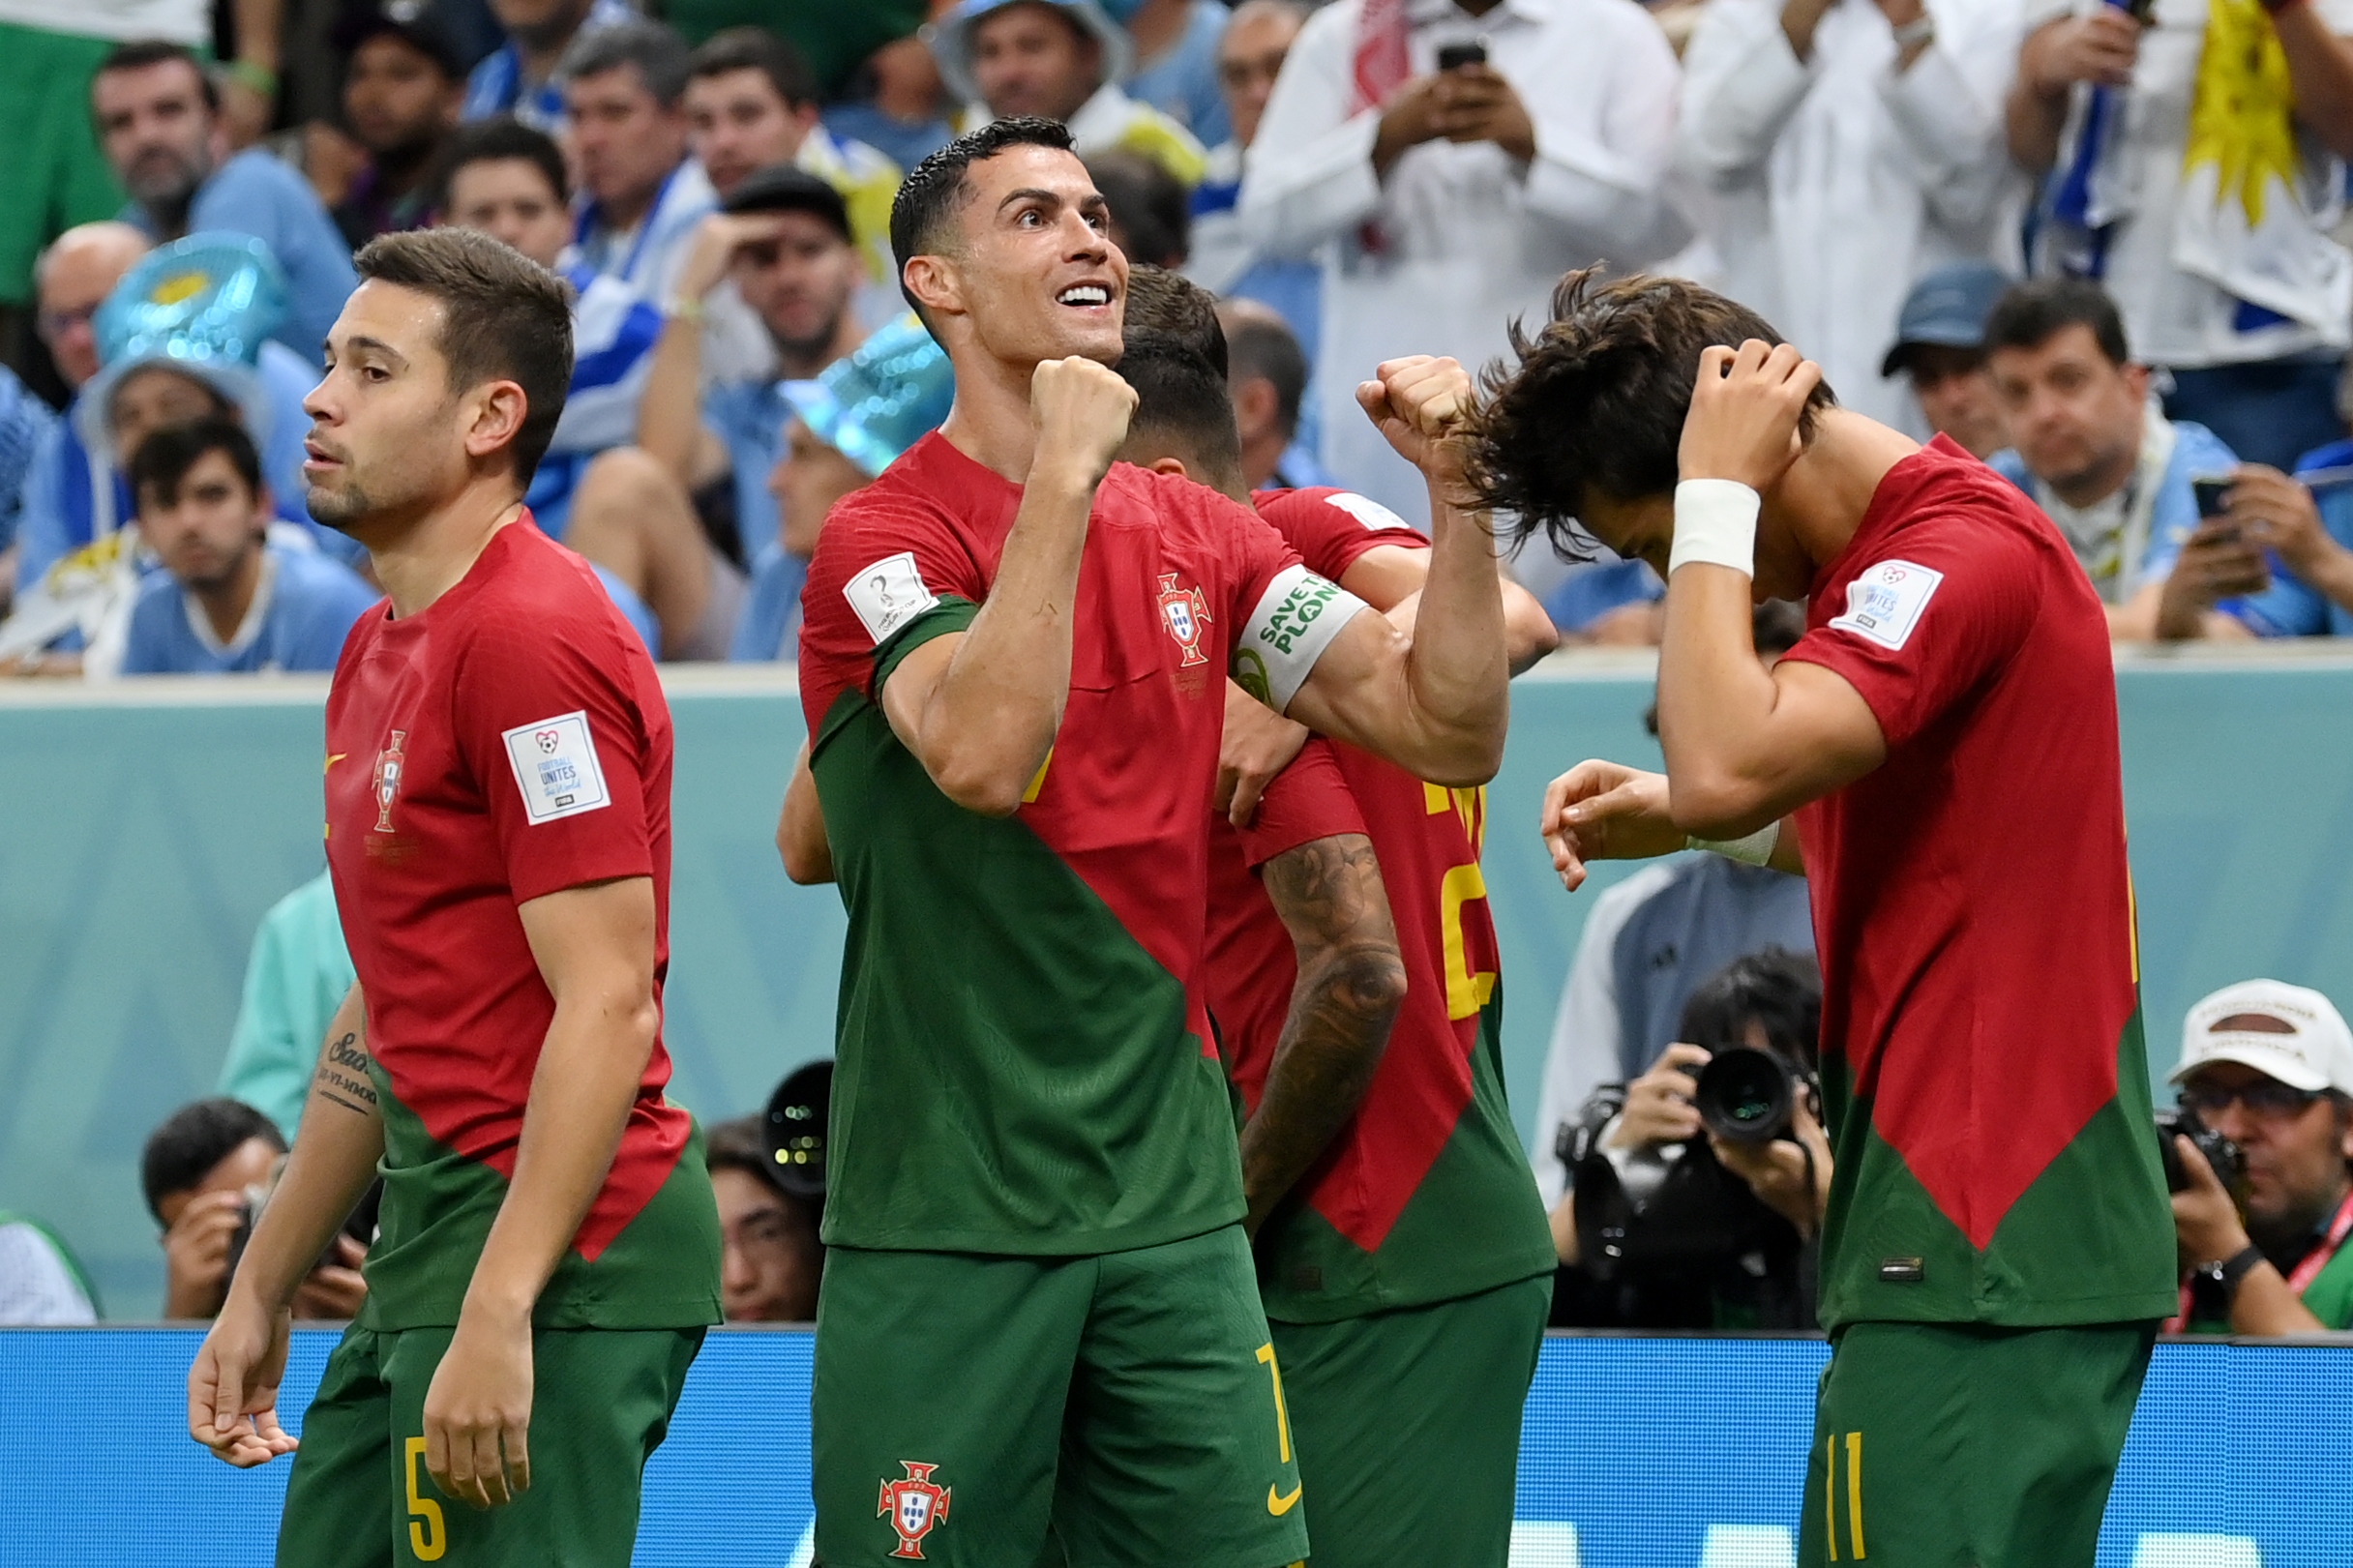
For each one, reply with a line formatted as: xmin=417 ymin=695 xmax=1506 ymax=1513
xmin=2155 ymin=1106 xmax=2246 ymax=1194
xmin=762 ymin=1059 xmax=833 ymax=1205
xmin=1694 ymin=1044 xmax=1810 ymax=1144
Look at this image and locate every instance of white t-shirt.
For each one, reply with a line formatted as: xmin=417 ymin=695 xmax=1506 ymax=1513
xmin=0 ymin=0 xmax=206 ymax=44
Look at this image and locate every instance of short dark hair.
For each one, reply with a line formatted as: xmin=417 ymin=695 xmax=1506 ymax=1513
xmin=353 ymin=228 xmax=575 ymax=483
xmin=1981 ymin=277 xmax=2131 ymax=368
xmin=561 ymin=18 xmax=692 ymax=107
xmin=891 ymin=116 xmax=1075 ymax=318
xmin=1467 ymin=268 xmax=1837 ymax=559
xmin=94 ymin=40 xmax=220 ymax=113
xmin=1086 ymin=151 xmax=1189 ymax=270
xmin=140 ymin=1098 xmax=284 ymax=1224
xmin=435 ymin=116 xmax=569 ymax=210
xmin=1124 ymin=263 xmax=1226 ymax=375
xmin=705 ymin=1114 xmax=787 ymax=1191
xmin=129 ymin=416 xmax=262 ymax=508
xmin=1223 ymin=307 xmax=1307 ymax=442
xmin=1678 ymin=947 xmax=1823 ymax=1072
xmin=721 ymin=163 xmax=852 ymax=242
xmin=686 ymin=26 xmax=818 ymax=110
xmin=1117 ymin=334 xmax=1244 ymax=492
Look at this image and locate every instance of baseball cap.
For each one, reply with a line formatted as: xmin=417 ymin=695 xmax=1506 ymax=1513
xmin=784 ymin=315 xmax=954 ymax=479
xmin=927 ymin=0 xmax=1134 ymax=109
xmin=1880 ymin=261 xmax=2013 ymax=378
xmin=332 ymin=0 xmax=469 ymax=79
xmin=2170 ymin=980 xmax=2353 ymax=1095
xmin=75 ymin=233 xmax=288 ymax=461
xmin=720 ymin=163 xmax=853 ymax=243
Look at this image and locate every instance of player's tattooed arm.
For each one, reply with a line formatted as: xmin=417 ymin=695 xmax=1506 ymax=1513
xmin=1241 ymin=833 xmax=1407 ymax=1235
xmin=312 ymin=1026 xmax=379 ymax=1118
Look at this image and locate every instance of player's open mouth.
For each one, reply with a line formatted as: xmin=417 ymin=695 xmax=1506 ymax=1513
xmin=1057 ymin=285 xmax=1112 ymax=308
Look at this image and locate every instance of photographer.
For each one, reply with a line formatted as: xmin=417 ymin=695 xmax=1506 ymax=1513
xmin=2166 ymin=981 xmax=2353 ymax=1335
xmin=140 ymin=1098 xmax=367 ymax=1321
xmin=1555 ymin=949 xmax=1833 ymax=1328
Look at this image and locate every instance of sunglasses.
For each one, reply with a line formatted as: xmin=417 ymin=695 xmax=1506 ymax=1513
xmin=2179 ymin=1080 xmax=2324 ymax=1120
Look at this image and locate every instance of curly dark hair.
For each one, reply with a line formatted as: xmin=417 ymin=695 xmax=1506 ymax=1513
xmin=1464 ymin=268 xmax=1836 ymax=559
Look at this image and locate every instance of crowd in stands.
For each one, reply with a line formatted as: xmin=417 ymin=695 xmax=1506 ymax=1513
xmin=3 ymin=0 xmax=2353 ymax=668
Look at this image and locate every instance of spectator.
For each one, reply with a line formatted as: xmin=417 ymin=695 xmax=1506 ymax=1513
xmin=1881 ymin=260 xmax=2013 ymax=460
xmin=433 ymin=116 xmax=669 ymax=650
xmin=119 ymin=419 xmax=380 ymax=675
xmin=2009 ymin=0 xmax=2353 ymax=471
xmin=2166 ymin=980 xmax=2353 ymax=1334
xmin=1554 ymin=948 xmax=1833 ymax=1329
xmin=662 ymin=0 xmax=923 ymax=97
xmin=2225 ymin=438 xmax=2353 ymax=637
xmin=1238 ymin=0 xmax=1687 ymax=521
xmin=1186 ymin=0 xmax=1318 ymax=361
xmin=0 ymin=368 xmax=57 ymax=610
xmin=91 ymin=41 xmax=359 ymax=363
xmin=217 ymin=871 xmax=356 ymax=1140
xmin=578 ymin=165 xmax=868 ymax=658
xmin=1087 ymin=150 xmax=1190 ymax=267
xmin=1120 ymin=0 xmax=1233 ymax=145
xmin=1530 ymin=603 xmax=1816 ymax=1215
xmin=1677 ymin=0 xmax=2029 ymax=430
xmin=825 ymin=30 xmax=957 ymax=173
xmin=704 ymin=1115 xmax=822 ymax=1321
xmin=565 ymin=19 xmax=717 ymax=302
xmin=141 ymin=1097 xmax=367 ymax=1320
xmin=1984 ymin=277 xmax=2265 ymax=641
xmin=328 ymin=0 xmax=471 ymax=248
xmin=1216 ymin=295 xmax=1329 ymax=491
xmin=730 ymin=312 xmax=954 ymax=661
xmin=0 ymin=1209 xmax=99 ymax=1323
xmin=462 ymin=0 xmax=631 ymax=132
xmin=930 ymin=0 xmax=1209 ymax=185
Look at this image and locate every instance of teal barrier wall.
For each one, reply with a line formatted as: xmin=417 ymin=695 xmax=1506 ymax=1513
xmin=6 ymin=652 xmax=2351 ymax=1317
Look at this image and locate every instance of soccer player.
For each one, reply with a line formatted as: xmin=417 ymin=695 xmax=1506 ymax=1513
xmin=787 ymin=117 xmax=1508 ymax=1567
xmin=1469 ymin=270 xmax=2176 ymax=1567
xmin=1112 ymin=334 xmax=1561 ymax=1568
xmin=185 ymin=228 xmax=722 ymax=1566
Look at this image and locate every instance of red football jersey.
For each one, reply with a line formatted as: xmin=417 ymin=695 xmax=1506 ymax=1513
xmin=1203 ymin=488 xmax=1555 ymax=1318
xmin=325 ymin=520 xmax=705 ymax=1325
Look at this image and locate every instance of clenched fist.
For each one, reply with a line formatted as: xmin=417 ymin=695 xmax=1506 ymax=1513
xmin=1357 ymin=355 xmax=1475 ymax=480
xmin=1031 ymin=355 xmax=1139 ymax=491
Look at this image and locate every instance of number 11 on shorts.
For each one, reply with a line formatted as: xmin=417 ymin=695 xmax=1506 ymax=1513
xmin=1256 ymin=1343 xmax=1302 ymax=1517
xmin=1823 ymin=1429 xmax=1864 ymax=1559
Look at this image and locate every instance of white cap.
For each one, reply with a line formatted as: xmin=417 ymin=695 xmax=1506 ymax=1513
xmin=2170 ymin=980 xmax=2353 ymax=1095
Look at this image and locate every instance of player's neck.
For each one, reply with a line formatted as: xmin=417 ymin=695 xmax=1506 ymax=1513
xmin=938 ymin=347 xmax=1054 ymax=484
xmin=365 ymin=485 xmax=529 ymax=619
xmin=1770 ymin=408 xmax=1921 ymax=575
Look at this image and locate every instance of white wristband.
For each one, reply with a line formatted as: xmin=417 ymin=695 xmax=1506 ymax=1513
xmin=1669 ymin=479 xmax=1760 ymax=577
xmin=1687 ymin=821 xmax=1779 ymax=866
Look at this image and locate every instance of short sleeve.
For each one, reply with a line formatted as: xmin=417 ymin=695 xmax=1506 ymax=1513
xmin=1781 ymin=511 xmax=2043 ymax=750
xmin=1254 ymin=487 xmax=1429 ymax=581
xmin=453 ymin=617 xmax=656 ymax=906
xmin=1236 ymin=740 xmax=1369 ymax=870
xmin=796 ymin=485 xmax=991 ymax=742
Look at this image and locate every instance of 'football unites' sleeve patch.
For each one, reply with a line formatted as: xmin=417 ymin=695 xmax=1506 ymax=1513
xmin=501 ymin=710 xmax=612 ymax=824
xmin=1828 ymin=559 xmax=1944 ymax=651
xmin=1235 ymin=564 xmax=1370 ymax=713
xmin=1323 ymin=490 xmax=1412 ymax=532
xmin=844 ymin=551 xmax=939 ymax=646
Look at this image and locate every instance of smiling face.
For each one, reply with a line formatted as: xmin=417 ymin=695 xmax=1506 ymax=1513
xmin=685 ymin=67 xmax=815 ymax=196
xmin=908 ymin=142 xmax=1126 ymax=371
xmin=137 ymin=446 xmax=270 ymax=592
xmin=302 ymin=280 xmax=491 ymax=534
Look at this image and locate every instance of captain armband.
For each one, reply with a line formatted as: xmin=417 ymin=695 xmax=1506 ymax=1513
xmin=1233 ymin=565 xmax=1371 ymax=713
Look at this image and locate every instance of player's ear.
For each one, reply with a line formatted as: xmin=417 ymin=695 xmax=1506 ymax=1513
xmin=1147 ymin=457 xmax=1189 ymax=480
xmin=903 ymin=253 xmax=966 ymax=323
xmin=464 ymin=379 xmax=530 ymax=463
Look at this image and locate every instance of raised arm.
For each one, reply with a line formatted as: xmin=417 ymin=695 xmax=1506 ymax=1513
xmin=1239 ymin=833 xmax=1407 ymax=1234
xmin=192 ymin=984 xmax=383 ymax=1468
xmin=2007 ymin=9 xmax=2138 ymax=173
xmin=637 ymin=213 xmax=792 ymax=481
xmin=421 ymin=874 xmax=665 ymax=1511
xmin=878 ymin=358 xmax=1135 ymax=815
xmin=1276 ymin=359 xmax=1509 ymax=785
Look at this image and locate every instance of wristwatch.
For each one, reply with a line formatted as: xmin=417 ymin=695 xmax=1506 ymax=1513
xmin=2201 ymin=1244 xmax=2265 ymax=1299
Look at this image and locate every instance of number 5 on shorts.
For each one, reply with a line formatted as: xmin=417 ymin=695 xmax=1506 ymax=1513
xmin=404 ymin=1435 xmax=447 ymax=1561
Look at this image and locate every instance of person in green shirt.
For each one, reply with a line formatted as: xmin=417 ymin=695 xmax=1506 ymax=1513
xmin=217 ymin=872 xmax=357 ymax=1140
xmin=2168 ymin=979 xmax=2353 ymax=1333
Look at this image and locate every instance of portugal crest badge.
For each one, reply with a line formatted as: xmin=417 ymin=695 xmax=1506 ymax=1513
xmin=879 ymin=1461 xmax=951 ymax=1559
xmin=1157 ymin=573 xmax=1211 ymax=667
xmin=372 ymin=730 xmax=408 ymax=834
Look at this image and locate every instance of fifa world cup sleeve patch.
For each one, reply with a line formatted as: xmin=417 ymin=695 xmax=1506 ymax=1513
xmin=1828 ymin=559 xmax=1944 ymax=651
xmin=1325 ymin=490 xmax=1413 ymax=532
xmin=844 ymin=550 xmax=940 ymax=646
xmin=500 ymin=710 xmax=612 ymax=824
xmin=1235 ymin=563 xmax=1370 ymax=712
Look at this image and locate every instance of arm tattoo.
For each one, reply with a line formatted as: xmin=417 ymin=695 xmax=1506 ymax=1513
xmin=313 ymin=1029 xmax=380 ymax=1117
xmin=1241 ymin=834 xmax=1406 ymax=1228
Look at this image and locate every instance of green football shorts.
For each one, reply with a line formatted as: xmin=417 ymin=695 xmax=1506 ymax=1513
xmin=274 ymin=1321 xmax=704 ymax=1567
xmin=1800 ymin=1319 xmax=2157 ymax=1568
xmin=1269 ymin=1274 xmax=1550 ymax=1568
xmin=813 ymin=1225 xmax=1310 ymax=1568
